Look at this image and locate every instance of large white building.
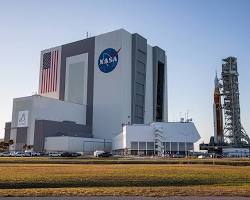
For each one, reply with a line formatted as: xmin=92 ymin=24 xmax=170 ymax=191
xmin=4 ymin=29 xmax=200 ymax=154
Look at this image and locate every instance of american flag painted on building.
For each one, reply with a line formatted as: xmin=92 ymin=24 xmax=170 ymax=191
xmin=40 ymin=50 xmax=59 ymax=94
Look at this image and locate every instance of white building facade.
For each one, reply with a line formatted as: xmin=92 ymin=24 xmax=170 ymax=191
xmin=113 ymin=122 xmax=200 ymax=155
xmin=3 ymin=29 xmax=199 ymax=154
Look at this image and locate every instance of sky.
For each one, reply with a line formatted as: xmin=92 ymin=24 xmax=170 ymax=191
xmin=0 ymin=0 xmax=250 ymax=145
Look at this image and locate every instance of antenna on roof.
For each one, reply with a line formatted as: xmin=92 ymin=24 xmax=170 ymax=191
xmin=86 ymin=32 xmax=89 ymax=38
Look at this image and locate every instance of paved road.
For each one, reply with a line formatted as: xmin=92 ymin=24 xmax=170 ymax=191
xmin=0 ymin=197 xmax=249 ymax=200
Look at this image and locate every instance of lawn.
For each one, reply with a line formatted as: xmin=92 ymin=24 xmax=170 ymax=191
xmin=0 ymin=157 xmax=250 ymax=166
xmin=0 ymin=162 xmax=249 ymax=196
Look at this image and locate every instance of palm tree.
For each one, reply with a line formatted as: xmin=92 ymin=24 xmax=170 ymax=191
xmin=8 ymin=140 xmax=14 ymax=145
xmin=23 ymin=144 xmax=28 ymax=151
xmin=0 ymin=140 xmax=14 ymax=151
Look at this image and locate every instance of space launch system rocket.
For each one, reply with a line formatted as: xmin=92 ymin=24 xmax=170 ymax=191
xmin=213 ymin=73 xmax=224 ymax=144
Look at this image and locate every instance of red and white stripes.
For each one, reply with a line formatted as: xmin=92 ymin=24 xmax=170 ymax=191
xmin=40 ymin=50 xmax=59 ymax=94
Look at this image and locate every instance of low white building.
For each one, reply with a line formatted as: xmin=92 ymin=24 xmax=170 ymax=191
xmin=113 ymin=122 xmax=200 ymax=155
xmin=44 ymin=136 xmax=112 ymax=154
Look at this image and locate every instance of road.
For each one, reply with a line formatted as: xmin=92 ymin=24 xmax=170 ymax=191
xmin=0 ymin=197 xmax=249 ymax=200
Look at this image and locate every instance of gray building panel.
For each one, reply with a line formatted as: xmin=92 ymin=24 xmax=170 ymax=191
xmin=60 ymin=37 xmax=95 ymax=131
xmin=33 ymin=120 xmax=92 ymax=151
xmin=153 ymin=46 xmax=166 ymax=121
xmin=187 ymin=142 xmax=194 ymax=151
xmin=131 ymin=141 xmax=138 ymax=150
xmin=12 ymin=127 xmax=28 ymax=151
xmin=11 ymin=97 xmax=33 ymax=128
xmin=179 ymin=142 xmax=185 ymax=152
xmin=4 ymin=122 xmax=11 ymax=143
xmin=171 ymin=142 xmax=178 ymax=152
xmin=139 ymin=142 xmax=146 ymax=150
xmin=165 ymin=142 xmax=170 ymax=152
xmin=16 ymin=128 xmax=28 ymax=144
xmin=131 ymin=34 xmax=147 ymax=124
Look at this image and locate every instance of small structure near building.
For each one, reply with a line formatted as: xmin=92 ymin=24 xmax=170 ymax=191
xmin=44 ymin=136 xmax=112 ymax=154
xmin=113 ymin=122 xmax=200 ymax=155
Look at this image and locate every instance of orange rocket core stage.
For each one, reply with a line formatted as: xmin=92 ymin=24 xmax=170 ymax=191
xmin=214 ymin=86 xmax=223 ymax=144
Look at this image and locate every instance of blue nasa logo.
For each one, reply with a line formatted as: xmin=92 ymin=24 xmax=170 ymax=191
xmin=98 ymin=48 xmax=121 ymax=73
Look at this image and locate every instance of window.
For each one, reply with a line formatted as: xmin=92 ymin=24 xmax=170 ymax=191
xmin=139 ymin=142 xmax=146 ymax=150
xmin=156 ymin=62 xmax=164 ymax=121
xmin=147 ymin=142 xmax=154 ymax=150
xmin=131 ymin=142 xmax=138 ymax=150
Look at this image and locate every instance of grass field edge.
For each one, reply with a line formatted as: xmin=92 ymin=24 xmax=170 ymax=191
xmin=0 ymin=186 xmax=250 ymax=197
xmin=0 ymin=157 xmax=250 ymax=166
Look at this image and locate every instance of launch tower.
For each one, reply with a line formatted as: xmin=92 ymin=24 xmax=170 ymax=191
xmin=200 ymin=56 xmax=250 ymax=154
xmin=221 ymin=57 xmax=250 ymax=147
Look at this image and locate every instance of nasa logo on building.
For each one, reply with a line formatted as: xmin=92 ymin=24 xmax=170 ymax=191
xmin=98 ymin=48 xmax=121 ymax=73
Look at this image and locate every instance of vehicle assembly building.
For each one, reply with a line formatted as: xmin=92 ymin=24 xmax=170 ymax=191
xmin=4 ymin=29 xmax=200 ymax=155
xmin=200 ymin=57 xmax=250 ymax=156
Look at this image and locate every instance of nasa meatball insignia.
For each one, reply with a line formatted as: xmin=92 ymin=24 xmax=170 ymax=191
xmin=98 ymin=48 xmax=121 ymax=73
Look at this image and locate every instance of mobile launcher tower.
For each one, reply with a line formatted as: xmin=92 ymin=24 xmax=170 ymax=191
xmin=200 ymin=57 xmax=250 ymax=154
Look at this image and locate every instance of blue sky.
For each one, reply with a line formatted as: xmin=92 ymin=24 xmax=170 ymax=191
xmin=0 ymin=0 xmax=250 ymax=144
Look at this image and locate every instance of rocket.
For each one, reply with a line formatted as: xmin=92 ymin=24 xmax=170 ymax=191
xmin=213 ymin=73 xmax=224 ymax=144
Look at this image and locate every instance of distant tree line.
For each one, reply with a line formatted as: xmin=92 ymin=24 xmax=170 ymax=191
xmin=0 ymin=140 xmax=34 ymax=152
xmin=22 ymin=144 xmax=33 ymax=151
xmin=0 ymin=140 xmax=14 ymax=151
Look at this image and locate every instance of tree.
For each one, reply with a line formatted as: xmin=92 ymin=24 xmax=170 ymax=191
xmin=0 ymin=142 xmax=10 ymax=152
xmin=23 ymin=144 xmax=34 ymax=151
xmin=23 ymin=144 xmax=28 ymax=151
xmin=27 ymin=145 xmax=34 ymax=150
xmin=0 ymin=142 xmax=5 ymax=147
xmin=8 ymin=140 xmax=14 ymax=145
xmin=0 ymin=140 xmax=15 ymax=152
xmin=0 ymin=142 xmax=5 ymax=151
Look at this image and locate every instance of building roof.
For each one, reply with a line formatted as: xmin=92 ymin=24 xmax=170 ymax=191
xmin=151 ymin=122 xmax=200 ymax=142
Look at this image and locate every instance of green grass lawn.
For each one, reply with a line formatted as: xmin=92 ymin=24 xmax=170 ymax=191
xmin=0 ymin=161 xmax=249 ymax=196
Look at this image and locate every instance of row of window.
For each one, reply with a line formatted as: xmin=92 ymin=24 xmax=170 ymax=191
xmin=131 ymin=141 xmax=193 ymax=151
